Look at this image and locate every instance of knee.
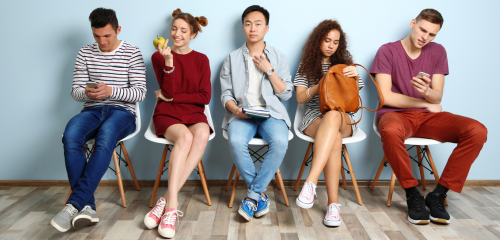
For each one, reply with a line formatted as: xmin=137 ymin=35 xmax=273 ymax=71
xmin=62 ymin=129 xmax=83 ymax=149
xmin=176 ymin=131 xmax=193 ymax=149
xmin=192 ymin=131 xmax=209 ymax=150
xmin=270 ymin=135 xmax=288 ymax=154
xmin=379 ymin=125 xmax=404 ymax=141
xmin=228 ymin=134 xmax=248 ymax=151
xmin=322 ymin=111 xmax=342 ymax=124
xmin=465 ymin=121 xmax=488 ymax=143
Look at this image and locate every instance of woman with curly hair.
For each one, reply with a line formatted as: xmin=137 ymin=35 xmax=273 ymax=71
xmin=143 ymin=9 xmax=210 ymax=238
xmin=294 ymin=20 xmax=364 ymax=227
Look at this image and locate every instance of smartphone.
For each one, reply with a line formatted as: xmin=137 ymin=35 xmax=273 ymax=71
xmin=86 ymin=82 xmax=99 ymax=88
xmin=416 ymin=72 xmax=430 ymax=79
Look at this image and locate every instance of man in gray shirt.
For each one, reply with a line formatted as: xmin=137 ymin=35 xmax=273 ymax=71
xmin=220 ymin=5 xmax=293 ymax=222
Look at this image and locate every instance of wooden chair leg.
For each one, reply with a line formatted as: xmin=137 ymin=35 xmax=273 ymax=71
xmin=417 ymin=146 xmax=426 ymax=190
xmin=340 ymin=156 xmax=347 ymax=190
xmin=198 ymin=160 xmax=209 ymax=190
xmin=112 ymin=150 xmax=126 ymax=208
xmin=226 ymin=164 xmax=236 ymax=191
xmin=342 ymin=145 xmax=362 ymax=205
xmin=198 ymin=161 xmax=211 ymax=206
xmin=294 ymin=142 xmax=313 ymax=191
xmin=229 ymin=170 xmax=240 ymax=208
xmin=276 ymin=169 xmax=289 ymax=207
xmin=64 ymin=188 xmax=72 ymax=206
xmin=424 ymin=146 xmax=448 ymax=206
xmin=150 ymin=145 xmax=169 ymax=207
xmin=275 ymin=172 xmax=281 ymax=190
xmin=371 ymin=155 xmax=387 ymax=190
xmin=387 ymin=171 xmax=396 ymax=207
xmin=119 ymin=142 xmax=141 ymax=191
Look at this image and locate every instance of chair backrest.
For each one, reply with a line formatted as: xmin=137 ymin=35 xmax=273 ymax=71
xmin=144 ymin=102 xmax=215 ymax=144
xmin=121 ymin=102 xmax=141 ymax=142
xmin=372 ymin=101 xmax=381 ymax=137
xmin=293 ymin=103 xmax=314 ymax=142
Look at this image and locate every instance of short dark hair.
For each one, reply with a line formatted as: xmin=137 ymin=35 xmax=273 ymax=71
xmin=89 ymin=8 xmax=119 ymax=32
xmin=241 ymin=5 xmax=269 ymax=25
xmin=416 ymin=9 xmax=443 ymax=28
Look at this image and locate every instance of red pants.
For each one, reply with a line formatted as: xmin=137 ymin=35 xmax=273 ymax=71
xmin=378 ymin=110 xmax=487 ymax=193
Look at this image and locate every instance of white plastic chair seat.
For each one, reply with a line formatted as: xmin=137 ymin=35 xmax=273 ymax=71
xmin=222 ymin=128 xmax=293 ymax=145
xmin=293 ymin=103 xmax=366 ymax=144
xmin=144 ymin=105 xmax=216 ymax=143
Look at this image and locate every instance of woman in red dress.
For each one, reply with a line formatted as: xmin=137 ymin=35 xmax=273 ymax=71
xmin=144 ymin=9 xmax=211 ymax=239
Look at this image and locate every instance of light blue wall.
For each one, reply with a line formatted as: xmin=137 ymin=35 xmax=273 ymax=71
xmin=1 ymin=0 xmax=498 ymax=183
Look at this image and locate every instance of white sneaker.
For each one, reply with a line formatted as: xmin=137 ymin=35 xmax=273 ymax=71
xmin=324 ymin=203 xmax=341 ymax=227
xmin=296 ymin=181 xmax=317 ymax=209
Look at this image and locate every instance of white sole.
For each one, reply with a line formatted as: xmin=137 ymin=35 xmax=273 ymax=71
xmin=407 ymin=215 xmax=429 ymax=225
xmin=296 ymin=198 xmax=313 ymax=209
xmin=254 ymin=206 xmax=269 ymax=218
xmin=323 ymin=219 xmax=341 ymax=227
xmin=158 ymin=228 xmax=175 ymax=238
xmin=426 ymin=206 xmax=451 ymax=224
xmin=72 ymin=214 xmax=99 ymax=229
xmin=238 ymin=208 xmax=253 ymax=221
xmin=50 ymin=219 xmax=70 ymax=232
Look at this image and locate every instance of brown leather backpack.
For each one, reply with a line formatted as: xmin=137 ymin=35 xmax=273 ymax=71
xmin=318 ymin=64 xmax=384 ymax=125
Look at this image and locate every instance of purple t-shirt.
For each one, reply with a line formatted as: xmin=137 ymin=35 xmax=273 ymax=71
xmin=370 ymin=41 xmax=449 ymax=119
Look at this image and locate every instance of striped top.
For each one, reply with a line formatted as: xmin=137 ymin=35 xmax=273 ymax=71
xmin=71 ymin=41 xmax=147 ymax=115
xmin=293 ymin=63 xmax=364 ymax=133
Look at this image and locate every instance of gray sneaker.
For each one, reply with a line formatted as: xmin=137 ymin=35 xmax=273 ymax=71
xmin=50 ymin=204 xmax=79 ymax=232
xmin=72 ymin=205 xmax=99 ymax=229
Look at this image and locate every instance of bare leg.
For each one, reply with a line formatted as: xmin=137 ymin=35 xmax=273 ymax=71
xmin=303 ymin=111 xmax=351 ymax=185
xmin=161 ymin=124 xmax=193 ymax=210
xmin=162 ymin=123 xmax=210 ymax=210
xmin=324 ymin=132 xmax=343 ymax=205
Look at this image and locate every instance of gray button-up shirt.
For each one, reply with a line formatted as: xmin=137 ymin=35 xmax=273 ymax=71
xmin=220 ymin=42 xmax=293 ymax=130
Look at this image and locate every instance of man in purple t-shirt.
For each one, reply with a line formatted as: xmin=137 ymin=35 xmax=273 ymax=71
xmin=370 ymin=9 xmax=487 ymax=225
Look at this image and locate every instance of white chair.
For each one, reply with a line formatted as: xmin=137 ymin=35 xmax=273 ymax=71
xmin=292 ymin=103 xmax=366 ymax=205
xmin=223 ymin=129 xmax=294 ymax=208
xmin=370 ymin=103 xmax=447 ymax=206
xmin=65 ymin=102 xmax=142 ymax=208
xmin=144 ymin=104 xmax=215 ymax=207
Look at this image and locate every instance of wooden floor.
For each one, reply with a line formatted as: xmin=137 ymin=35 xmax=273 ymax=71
xmin=0 ymin=185 xmax=499 ymax=240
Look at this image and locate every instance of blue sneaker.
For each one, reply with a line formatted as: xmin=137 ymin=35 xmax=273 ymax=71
xmin=238 ymin=199 xmax=257 ymax=221
xmin=254 ymin=193 xmax=269 ymax=218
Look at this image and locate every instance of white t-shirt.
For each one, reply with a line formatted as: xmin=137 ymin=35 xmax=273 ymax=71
xmin=247 ymin=54 xmax=267 ymax=110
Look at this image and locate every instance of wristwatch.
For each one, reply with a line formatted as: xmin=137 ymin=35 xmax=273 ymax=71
xmin=266 ymin=69 xmax=274 ymax=76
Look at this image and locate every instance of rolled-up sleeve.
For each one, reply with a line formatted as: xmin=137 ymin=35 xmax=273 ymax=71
xmin=274 ymin=52 xmax=293 ymax=101
xmin=220 ymin=55 xmax=236 ymax=110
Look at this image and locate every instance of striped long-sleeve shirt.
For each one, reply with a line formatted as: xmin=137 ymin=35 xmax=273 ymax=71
xmin=71 ymin=41 xmax=147 ymax=115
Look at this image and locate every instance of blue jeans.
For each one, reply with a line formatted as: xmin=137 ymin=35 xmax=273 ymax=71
xmin=227 ymin=117 xmax=289 ymax=202
xmin=62 ymin=106 xmax=135 ymax=211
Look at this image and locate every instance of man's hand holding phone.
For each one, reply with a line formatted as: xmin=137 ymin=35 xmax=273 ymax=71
xmin=411 ymin=72 xmax=431 ymax=96
xmin=85 ymin=82 xmax=112 ymax=100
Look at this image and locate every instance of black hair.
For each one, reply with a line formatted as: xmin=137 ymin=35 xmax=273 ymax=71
xmin=241 ymin=5 xmax=269 ymax=25
xmin=89 ymin=8 xmax=119 ymax=32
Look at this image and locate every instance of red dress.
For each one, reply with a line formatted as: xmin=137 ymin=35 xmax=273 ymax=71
xmin=151 ymin=50 xmax=212 ymax=137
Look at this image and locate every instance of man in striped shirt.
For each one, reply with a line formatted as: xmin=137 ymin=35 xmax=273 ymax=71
xmin=51 ymin=8 xmax=146 ymax=232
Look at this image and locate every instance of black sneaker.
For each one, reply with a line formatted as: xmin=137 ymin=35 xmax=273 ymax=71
xmin=406 ymin=192 xmax=430 ymax=224
xmin=425 ymin=192 xmax=450 ymax=224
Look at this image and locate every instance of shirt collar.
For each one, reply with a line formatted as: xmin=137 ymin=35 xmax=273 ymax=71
xmin=242 ymin=41 xmax=270 ymax=55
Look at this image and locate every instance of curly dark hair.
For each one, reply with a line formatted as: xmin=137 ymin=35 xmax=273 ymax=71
xmin=298 ymin=20 xmax=353 ymax=85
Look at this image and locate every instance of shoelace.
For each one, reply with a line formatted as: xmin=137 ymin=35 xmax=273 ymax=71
xmin=300 ymin=182 xmax=316 ymax=200
xmin=162 ymin=210 xmax=184 ymax=226
xmin=64 ymin=204 xmax=79 ymax=217
xmin=326 ymin=203 xmax=341 ymax=219
xmin=245 ymin=200 xmax=257 ymax=212
xmin=260 ymin=195 xmax=268 ymax=203
xmin=151 ymin=200 xmax=166 ymax=218
xmin=409 ymin=193 xmax=426 ymax=213
xmin=430 ymin=194 xmax=446 ymax=212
